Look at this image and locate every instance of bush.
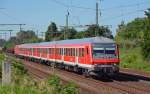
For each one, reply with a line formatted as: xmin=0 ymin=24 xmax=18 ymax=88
xmin=120 ymin=47 xmax=150 ymax=71
xmin=48 ymin=75 xmax=78 ymax=94
xmin=12 ymin=61 xmax=27 ymax=74
xmin=61 ymin=82 xmax=78 ymax=94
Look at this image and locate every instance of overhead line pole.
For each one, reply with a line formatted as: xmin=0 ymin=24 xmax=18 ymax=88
xmin=65 ymin=11 xmax=69 ymax=40
xmin=96 ymin=1 xmax=99 ymax=37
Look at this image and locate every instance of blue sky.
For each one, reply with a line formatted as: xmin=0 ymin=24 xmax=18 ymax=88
xmin=0 ymin=0 xmax=150 ymax=39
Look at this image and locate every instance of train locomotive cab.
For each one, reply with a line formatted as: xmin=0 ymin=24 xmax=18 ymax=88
xmin=91 ymin=43 xmax=120 ymax=76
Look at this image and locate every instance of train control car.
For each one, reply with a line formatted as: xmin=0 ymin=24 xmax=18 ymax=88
xmin=15 ymin=37 xmax=120 ymax=76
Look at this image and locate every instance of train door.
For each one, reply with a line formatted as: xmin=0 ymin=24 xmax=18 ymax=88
xmin=75 ymin=48 xmax=78 ymax=65
xmin=85 ymin=46 xmax=90 ymax=65
xmin=61 ymin=48 xmax=64 ymax=62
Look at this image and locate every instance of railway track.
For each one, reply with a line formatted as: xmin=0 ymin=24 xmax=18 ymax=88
xmin=6 ymin=54 xmax=150 ymax=94
xmin=22 ymin=59 xmax=150 ymax=94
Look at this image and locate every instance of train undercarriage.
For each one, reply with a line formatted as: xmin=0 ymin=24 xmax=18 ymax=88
xmin=17 ymin=55 xmax=119 ymax=77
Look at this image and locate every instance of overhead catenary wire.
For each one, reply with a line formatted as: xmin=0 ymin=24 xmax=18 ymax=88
xmin=0 ymin=10 xmax=23 ymax=23
xmin=49 ymin=0 xmax=150 ymax=27
xmin=101 ymin=9 xmax=147 ymax=22
xmin=50 ymin=0 xmax=150 ymax=11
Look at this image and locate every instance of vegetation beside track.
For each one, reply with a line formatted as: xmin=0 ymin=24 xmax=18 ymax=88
xmin=120 ymin=47 xmax=150 ymax=71
xmin=0 ymin=54 xmax=78 ymax=94
xmin=116 ymin=9 xmax=150 ymax=72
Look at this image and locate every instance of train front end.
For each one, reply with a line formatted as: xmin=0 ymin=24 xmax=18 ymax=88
xmin=91 ymin=43 xmax=120 ymax=75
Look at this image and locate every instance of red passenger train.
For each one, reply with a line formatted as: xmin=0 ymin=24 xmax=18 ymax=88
xmin=15 ymin=37 xmax=120 ymax=76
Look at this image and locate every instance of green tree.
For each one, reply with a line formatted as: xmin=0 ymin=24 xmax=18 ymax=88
xmin=57 ymin=27 xmax=77 ymax=40
xmin=115 ymin=18 xmax=146 ymax=48
xmin=85 ymin=25 xmax=113 ymax=39
xmin=45 ymin=22 xmax=58 ymax=41
xmin=75 ymin=31 xmax=88 ymax=39
xmin=142 ymin=9 xmax=150 ymax=60
xmin=4 ymin=30 xmax=42 ymax=51
xmin=16 ymin=30 xmax=39 ymax=43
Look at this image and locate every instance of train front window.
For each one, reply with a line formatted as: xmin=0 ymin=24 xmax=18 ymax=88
xmin=93 ymin=48 xmax=105 ymax=59
xmin=93 ymin=44 xmax=117 ymax=59
xmin=105 ymin=48 xmax=115 ymax=54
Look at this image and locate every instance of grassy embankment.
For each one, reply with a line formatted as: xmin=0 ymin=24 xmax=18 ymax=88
xmin=120 ymin=47 xmax=150 ymax=72
xmin=0 ymin=53 xmax=78 ymax=94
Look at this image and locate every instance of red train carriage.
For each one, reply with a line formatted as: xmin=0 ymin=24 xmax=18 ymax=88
xmin=15 ymin=37 xmax=120 ymax=76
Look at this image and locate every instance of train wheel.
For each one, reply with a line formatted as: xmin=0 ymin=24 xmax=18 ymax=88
xmin=83 ymin=69 xmax=90 ymax=77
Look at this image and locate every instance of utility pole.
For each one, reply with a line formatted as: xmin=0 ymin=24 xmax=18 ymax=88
xmin=65 ymin=11 xmax=69 ymax=40
xmin=95 ymin=0 xmax=99 ymax=37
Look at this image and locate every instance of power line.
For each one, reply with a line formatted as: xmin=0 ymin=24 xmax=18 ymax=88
xmin=101 ymin=9 xmax=147 ymax=22
xmin=50 ymin=0 xmax=150 ymax=11
xmin=0 ymin=11 xmax=22 ymax=23
xmin=0 ymin=24 xmax=26 ymax=33
xmin=101 ymin=1 xmax=150 ymax=11
xmin=50 ymin=0 xmax=95 ymax=10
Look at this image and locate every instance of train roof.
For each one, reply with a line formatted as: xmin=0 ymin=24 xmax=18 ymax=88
xmin=19 ymin=37 xmax=115 ymax=48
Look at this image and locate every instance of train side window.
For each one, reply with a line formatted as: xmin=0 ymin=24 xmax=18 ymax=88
xmin=68 ymin=48 xmax=69 ymax=56
xmin=81 ymin=48 xmax=84 ymax=57
xmin=59 ymin=48 xmax=60 ymax=55
xmin=65 ymin=48 xmax=66 ymax=56
xmin=72 ymin=48 xmax=74 ymax=56
xmin=68 ymin=48 xmax=70 ymax=56
xmin=72 ymin=48 xmax=75 ymax=56
xmin=55 ymin=48 xmax=57 ymax=55
xmin=70 ymin=48 xmax=71 ymax=56
xmin=62 ymin=48 xmax=63 ymax=55
xmin=49 ymin=48 xmax=51 ymax=54
xmin=51 ymin=48 xmax=53 ymax=54
xmin=61 ymin=48 xmax=63 ymax=55
xmin=46 ymin=48 xmax=48 ymax=54
xmin=59 ymin=48 xmax=61 ymax=55
xmin=60 ymin=48 xmax=62 ymax=55
xmin=64 ymin=48 xmax=65 ymax=55
xmin=67 ymin=48 xmax=68 ymax=56
xmin=65 ymin=48 xmax=67 ymax=56
xmin=67 ymin=48 xmax=69 ymax=56
xmin=70 ymin=48 xmax=72 ymax=56
xmin=68 ymin=48 xmax=71 ymax=56
xmin=86 ymin=48 xmax=88 ymax=55
xmin=40 ymin=48 xmax=41 ymax=53
xmin=51 ymin=48 xmax=52 ymax=54
xmin=58 ymin=48 xmax=59 ymax=55
xmin=79 ymin=48 xmax=81 ymax=57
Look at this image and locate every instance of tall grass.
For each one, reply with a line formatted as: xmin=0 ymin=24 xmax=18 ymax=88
xmin=120 ymin=47 xmax=150 ymax=71
xmin=0 ymin=54 xmax=78 ymax=94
